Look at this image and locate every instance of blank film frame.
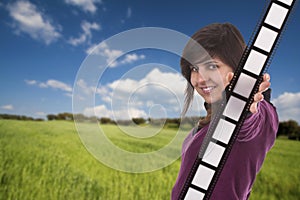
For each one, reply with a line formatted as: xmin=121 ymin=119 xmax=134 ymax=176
xmin=179 ymin=0 xmax=297 ymax=199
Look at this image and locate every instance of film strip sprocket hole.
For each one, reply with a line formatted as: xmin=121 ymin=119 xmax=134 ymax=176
xmin=180 ymin=0 xmax=297 ymax=199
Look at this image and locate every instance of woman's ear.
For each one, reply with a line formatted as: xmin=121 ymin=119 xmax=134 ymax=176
xmin=225 ymin=72 xmax=234 ymax=85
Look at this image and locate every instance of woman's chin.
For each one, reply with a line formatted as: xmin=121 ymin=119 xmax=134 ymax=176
xmin=203 ymin=95 xmax=223 ymax=104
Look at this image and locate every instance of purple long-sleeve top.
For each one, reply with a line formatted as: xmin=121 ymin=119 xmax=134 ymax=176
xmin=171 ymin=100 xmax=279 ymax=200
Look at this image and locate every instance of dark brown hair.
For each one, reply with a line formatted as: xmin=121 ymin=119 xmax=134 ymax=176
xmin=181 ymin=23 xmax=246 ymax=116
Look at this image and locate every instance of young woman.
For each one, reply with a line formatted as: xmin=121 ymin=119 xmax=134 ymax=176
xmin=171 ymin=23 xmax=279 ymax=199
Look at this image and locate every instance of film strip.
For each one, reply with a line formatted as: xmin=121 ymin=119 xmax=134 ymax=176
xmin=179 ymin=0 xmax=298 ymax=199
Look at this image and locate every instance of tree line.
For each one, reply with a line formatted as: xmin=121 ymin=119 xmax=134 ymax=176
xmin=0 ymin=114 xmax=44 ymax=121
xmin=0 ymin=113 xmax=299 ymax=140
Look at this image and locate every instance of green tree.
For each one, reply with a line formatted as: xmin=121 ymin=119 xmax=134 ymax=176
xmin=132 ymin=118 xmax=146 ymax=125
xmin=47 ymin=114 xmax=57 ymax=121
xmin=100 ymin=117 xmax=112 ymax=124
xmin=277 ymin=120 xmax=299 ymax=140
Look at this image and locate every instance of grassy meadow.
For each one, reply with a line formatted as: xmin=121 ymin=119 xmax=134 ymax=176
xmin=0 ymin=119 xmax=299 ymax=200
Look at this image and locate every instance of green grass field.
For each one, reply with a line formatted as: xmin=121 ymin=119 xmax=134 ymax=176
xmin=0 ymin=120 xmax=299 ymax=200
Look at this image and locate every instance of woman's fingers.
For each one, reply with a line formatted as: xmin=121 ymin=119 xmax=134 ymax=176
xmin=250 ymin=93 xmax=264 ymax=113
xmin=250 ymin=102 xmax=258 ymax=114
xmin=254 ymin=92 xmax=264 ymax=102
xmin=259 ymin=81 xmax=271 ymax=92
xmin=264 ymin=73 xmax=270 ymax=82
xmin=250 ymin=73 xmax=270 ymax=114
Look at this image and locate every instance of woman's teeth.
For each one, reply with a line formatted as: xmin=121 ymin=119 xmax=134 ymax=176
xmin=202 ymin=86 xmax=216 ymax=94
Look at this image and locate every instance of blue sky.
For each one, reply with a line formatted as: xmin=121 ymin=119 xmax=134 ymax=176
xmin=0 ymin=0 xmax=299 ymax=123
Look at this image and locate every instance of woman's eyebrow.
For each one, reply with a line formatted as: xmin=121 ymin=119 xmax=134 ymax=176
xmin=194 ymin=59 xmax=218 ymax=66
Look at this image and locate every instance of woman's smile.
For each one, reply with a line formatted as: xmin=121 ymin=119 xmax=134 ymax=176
xmin=200 ymin=85 xmax=217 ymax=94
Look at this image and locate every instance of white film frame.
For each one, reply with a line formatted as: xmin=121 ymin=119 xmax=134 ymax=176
xmin=185 ymin=188 xmax=205 ymax=200
xmin=233 ymin=73 xmax=257 ymax=98
xmin=254 ymin=26 xmax=278 ymax=52
xmin=202 ymin=142 xmax=225 ymax=167
xmin=244 ymin=49 xmax=268 ymax=75
xmin=192 ymin=165 xmax=215 ymax=190
xmin=223 ymin=96 xmax=246 ymax=121
xmin=212 ymin=119 xmax=236 ymax=144
xmin=278 ymin=0 xmax=294 ymax=6
xmin=265 ymin=3 xmax=289 ymax=29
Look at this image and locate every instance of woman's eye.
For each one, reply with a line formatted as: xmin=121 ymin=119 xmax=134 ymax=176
xmin=191 ymin=66 xmax=198 ymax=72
xmin=207 ymin=64 xmax=218 ymax=70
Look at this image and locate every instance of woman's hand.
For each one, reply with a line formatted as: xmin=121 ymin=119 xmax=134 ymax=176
xmin=226 ymin=73 xmax=271 ymax=114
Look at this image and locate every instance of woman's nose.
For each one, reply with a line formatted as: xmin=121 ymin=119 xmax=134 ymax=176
xmin=194 ymin=70 xmax=209 ymax=83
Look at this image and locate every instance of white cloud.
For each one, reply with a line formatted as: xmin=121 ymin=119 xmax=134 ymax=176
xmin=86 ymin=42 xmax=122 ymax=67
xmin=76 ymin=79 xmax=93 ymax=95
xmin=7 ymin=0 xmax=61 ymax=45
xmin=120 ymin=54 xmax=145 ymax=65
xmin=127 ymin=7 xmax=132 ymax=18
xmin=82 ymin=20 xmax=100 ymax=34
xmin=44 ymin=80 xmax=72 ymax=92
xmin=64 ymin=93 xmax=73 ymax=98
xmin=25 ymin=79 xmax=72 ymax=94
xmin=85 ymin=42 xmax=145 ymax=67
xmin=272 ymin=92 xmax=300 ymax=123
xmin=65 ymin=0 xmax=102 ymax=14
xmin=38 ymin=82 xmax=48 ymax=88
xmin=84 ymin=104 xmax=111 ymax=117
xmin=83 ymin=104 xmax=147 ymax=120
xmin=106 ymin=68 xmax=188 ymax=115
xmin=0 ymin=104 xmax=14 ymax=110
xmin=76 ymin=78 xmax=109 ymax=96
xmin=68 ymin=20 xmax=101 ymax=46
xmin=25 ymin=79 xmax=37 ymax=85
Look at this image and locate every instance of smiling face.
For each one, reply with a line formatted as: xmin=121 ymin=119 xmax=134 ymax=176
xmin=180 ymin=23 xmax=246 ymax=115
xmin=190 ymin=57 xmax=233 ymax=104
